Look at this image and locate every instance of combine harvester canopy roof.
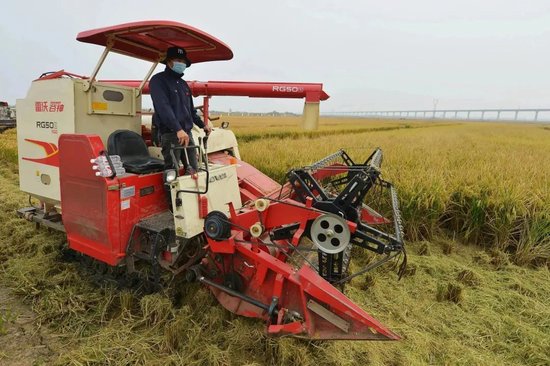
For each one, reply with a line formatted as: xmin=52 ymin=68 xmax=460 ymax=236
xmin=75 ymin=20 xmax=327 ymax=129
xmin=77 ymin=20 xmax=234 ymax=64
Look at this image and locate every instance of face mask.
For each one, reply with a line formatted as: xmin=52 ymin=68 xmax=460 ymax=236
xmin=170 ymin=61 xmax=187 ymax=74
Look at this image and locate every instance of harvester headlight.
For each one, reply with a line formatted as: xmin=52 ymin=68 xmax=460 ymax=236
xmin=164 ymin=169 xmax=177 ymax=183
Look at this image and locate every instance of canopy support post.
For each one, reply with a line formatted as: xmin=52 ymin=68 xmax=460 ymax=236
xmin=83 ymin=42 xmax=113 ymax=92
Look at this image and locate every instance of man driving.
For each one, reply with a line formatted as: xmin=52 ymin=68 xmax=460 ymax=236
xmin=150 ymin=46 xmax=212 ymax=172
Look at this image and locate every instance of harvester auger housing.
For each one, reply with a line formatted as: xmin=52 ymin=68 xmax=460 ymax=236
xmin=200 ymin=147 xmax=405 ymax=340
xmin=15 ymin=20 xmax=405 ymax=341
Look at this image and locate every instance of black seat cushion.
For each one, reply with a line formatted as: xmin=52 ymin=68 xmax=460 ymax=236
xmin=107 ymin=130 xmax=164 ymax=174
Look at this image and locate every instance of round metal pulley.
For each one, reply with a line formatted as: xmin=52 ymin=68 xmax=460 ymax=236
xmin=254 ymin=198 xmax=269 ymax=212
xmin=250 ymin=222 xmax=264 ymax=238
xmin=204 ymin=211 xmax=231 ymax=241
xmin=310 ymin=214 xmax=350 ymax=254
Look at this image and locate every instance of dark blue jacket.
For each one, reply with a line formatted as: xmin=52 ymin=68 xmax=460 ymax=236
xmin=149 ymin=67 xmax=204 ymax=134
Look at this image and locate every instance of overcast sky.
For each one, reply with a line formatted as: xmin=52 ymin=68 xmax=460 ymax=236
xmin=1 ymin=0 xmax=549 ymax=113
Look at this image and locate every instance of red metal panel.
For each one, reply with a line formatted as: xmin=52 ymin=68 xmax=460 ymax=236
xmin=203 ymin=197 xmax=400 ymax=340
xmin=116 ymin=173 xmax=169 ymax=259
xmin=207 ymin=238 xmax=399 ymax=340
xmin=77 ymin=21 xmax=233 ymax=64
xmin=59 ymin=134 xmax=169 ymax=265
xmin=59 ymin=134 xmax=122 ymax=265
xmin=99 ymin=80 xmax=329 ymax=102
xmin=297 ymin=265 xmax=400 ymax=340
xmin=188 ymin=81 xmax=329 ymax=101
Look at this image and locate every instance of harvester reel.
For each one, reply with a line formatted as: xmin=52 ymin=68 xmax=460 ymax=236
xmin=310 ymin=214 xmax=350 ymax=254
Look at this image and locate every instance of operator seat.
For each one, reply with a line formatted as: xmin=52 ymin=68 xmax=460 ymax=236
xmin=107 ymin=130 xmax=164 ymax=174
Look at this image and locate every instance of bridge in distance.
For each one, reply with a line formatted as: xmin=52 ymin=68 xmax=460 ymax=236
xmin=322 ymin=109 xmax=550 ymax=122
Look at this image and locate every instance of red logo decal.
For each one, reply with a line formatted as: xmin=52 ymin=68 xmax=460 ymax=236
xmin=22 ymin=139 xmax=59 ymax=167
xmin=35 ymin=101 xmax=64 ymax=112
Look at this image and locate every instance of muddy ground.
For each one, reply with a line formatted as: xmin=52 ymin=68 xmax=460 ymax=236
xmin=0 ymin=285 xmax=58 ymax=365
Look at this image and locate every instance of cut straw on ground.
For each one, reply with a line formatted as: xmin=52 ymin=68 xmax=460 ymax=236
xmin=0 ymin=118 xmax=548 ymax=365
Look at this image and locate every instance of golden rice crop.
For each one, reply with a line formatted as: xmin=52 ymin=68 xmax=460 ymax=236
xmin=234 ymin=119 xmax=550 ymax=266
xmin=222 ymin=115 xmax=448 ymax=142
xmin=0 ymin=118 xmax=549 ymax=365
xmin=0 ymin=129 xmax=18 ymax=166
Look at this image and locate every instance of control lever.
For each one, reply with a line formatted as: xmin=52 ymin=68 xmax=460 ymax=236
xmin=202 ymin=136 xmax=209 ymax=166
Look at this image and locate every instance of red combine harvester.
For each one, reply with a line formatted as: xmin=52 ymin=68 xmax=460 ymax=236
xmin=0 ymin=101 xmax=16 ymax=133
xmin=16 ymin=21 xmax=406 ymax=340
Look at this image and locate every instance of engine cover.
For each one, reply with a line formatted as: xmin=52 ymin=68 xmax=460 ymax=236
xmin=169 ymin=163 xmax=241 ymax=239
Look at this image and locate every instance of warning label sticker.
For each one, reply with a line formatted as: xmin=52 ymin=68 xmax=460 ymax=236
xmin=121 ymin=200 xmax=130 ymax=210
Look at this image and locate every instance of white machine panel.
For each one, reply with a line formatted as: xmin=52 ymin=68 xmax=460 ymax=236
xmin=170 ymin=164 xmax=241 ymax=238
xmin=17 ymin=78 xmax=76 ymax=203
xmin=16 ymin=78 xmax=141 ymax=205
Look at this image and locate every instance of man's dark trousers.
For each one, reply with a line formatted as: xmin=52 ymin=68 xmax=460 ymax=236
xmin=160 ymin=132 xmax=199 ymax=172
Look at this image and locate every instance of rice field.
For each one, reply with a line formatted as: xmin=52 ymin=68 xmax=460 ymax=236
xmin=230 ymin=116 xmax=550 ymax=266
xmin=0 ymin=118 xmax=549 ymax=365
